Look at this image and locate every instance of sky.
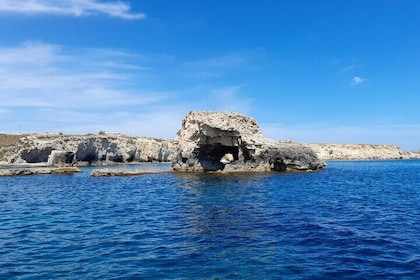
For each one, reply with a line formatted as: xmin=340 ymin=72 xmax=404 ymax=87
xmin=0 ymin=0 xmax=419 ymax=150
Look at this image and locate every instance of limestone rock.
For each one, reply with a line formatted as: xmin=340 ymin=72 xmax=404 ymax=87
xmin=48 ymin=151 xmax=76 ymax=166
xmin=0 ymin=164 xmax=80 ymax=176
xmin=1 ymin=134 xmax=175 ymax=165
xmin=172 ymin=111 xmax=325 ymax=172
xmin=220 ymin=153 xmax=234 ymax=164
xmin=303 ymin=143 xmax=412 ymax=160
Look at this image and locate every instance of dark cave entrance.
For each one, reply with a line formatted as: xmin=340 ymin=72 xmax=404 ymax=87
xmin=197 ymin=144 xmax=239 ymax=171
xmin=270 ymin=157 xmax=287 ymax=172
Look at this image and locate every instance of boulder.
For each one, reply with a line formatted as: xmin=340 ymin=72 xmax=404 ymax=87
xmin=172 ymin=111 xmax=325 ymax=172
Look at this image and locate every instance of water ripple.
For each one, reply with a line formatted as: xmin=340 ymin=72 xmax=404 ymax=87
xmin=0 ymin=161 xmax=419 ymax=279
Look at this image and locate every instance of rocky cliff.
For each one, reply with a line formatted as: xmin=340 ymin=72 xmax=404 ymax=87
xmin=172 ymin=111 xmax=325 ymax=172
xmin=303 ymin=143 xmax=413 ymax=160
xmin=0 ymin=133 xmax=175 ymax=165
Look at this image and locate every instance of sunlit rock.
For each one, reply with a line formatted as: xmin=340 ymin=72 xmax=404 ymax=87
xmin=172 ymin=111 xmax=325 ymax=172
xmin=2 ymin=134 xmax=175 ymax=165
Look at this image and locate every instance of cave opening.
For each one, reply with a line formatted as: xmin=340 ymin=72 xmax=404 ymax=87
xmin=271 ymin=157 xmax=287 ymax=172
xmin=197 ymin=144 xmax=239 ymax=171
xmin=198 ymin=144 xmax=239 ymax=162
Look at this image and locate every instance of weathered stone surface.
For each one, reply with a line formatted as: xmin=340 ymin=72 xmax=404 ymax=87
xmin=172 ymin=111 xmax=325 ymax=172
xmin=1 ymin=134 xmax=175 ymax=165
xmin=48 ymin=151 xmax=76 ymax=166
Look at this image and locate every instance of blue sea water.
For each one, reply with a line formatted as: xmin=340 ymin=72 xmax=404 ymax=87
xmin=0 ymin=160 xmax=419 ymax=280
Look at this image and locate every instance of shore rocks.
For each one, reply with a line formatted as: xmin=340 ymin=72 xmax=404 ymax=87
xmin=91 ymin=169 xmax=172 ymax=177
xmin=172 ymin=111 xmax=325 ymax=172
xmin=0 ymin=164 xmax=80 ymax=176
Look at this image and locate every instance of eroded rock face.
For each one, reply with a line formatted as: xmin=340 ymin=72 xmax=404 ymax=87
xmin=172 ymin=111 xmax=325 ymax=172
xmin=48 ymin=151 xmax=76 ymax=166
xmin=2 ymin=134 xmax=175 ymax=165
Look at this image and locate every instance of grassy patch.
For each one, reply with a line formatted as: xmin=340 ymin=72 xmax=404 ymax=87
xmin=0 ymin=134 xmax=27 ymax=148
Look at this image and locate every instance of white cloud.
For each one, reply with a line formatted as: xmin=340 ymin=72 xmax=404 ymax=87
xmin=0 ymin=42 xmax=259 ymax=138
xmin=0 ymin=41 xmax=179 ymax=137
xmin=0 ymin=0 xmax=145 ymax=19
xmin=351 ymin=76 xmax=364 ymax=86
xmin=0 ymin=42 xmax=168 ymax=109
xmin=0 ymin=42 xmax=253 ymax=138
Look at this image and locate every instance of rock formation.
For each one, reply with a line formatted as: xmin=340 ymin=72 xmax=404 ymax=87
xmin=172 ymin=111 xmax=325 ymax=172
xmin=0 ymin=164 xmax=80 ymax=176
xmin=0 ymin=134 xmax=175 ymax=165
xmin=91 ymin=169 xmax=172 ymax=177
xmin=1 ymin=114 xmax=416 ymax=172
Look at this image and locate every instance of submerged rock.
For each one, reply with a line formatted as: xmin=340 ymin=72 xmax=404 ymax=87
xmin=172 ymin=111 xmax=325 ymax=172
xmin=0 ymin=164 xmax=80 ymax=176
xmin=91 ymin=169 xmax=172 ymax=177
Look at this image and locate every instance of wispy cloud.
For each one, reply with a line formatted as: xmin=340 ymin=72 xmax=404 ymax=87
xmin=0 ymin=42 xmax=166 ymax=109
xmin=0 ymin=0 xmax=145 ymax=20
xmin=0 ymin=42 xmax=182 ymax=135
xmin=0 ymin=42 xmax=255 ymax=137
xmin=351 ymin=76 xmax=364 ymax=86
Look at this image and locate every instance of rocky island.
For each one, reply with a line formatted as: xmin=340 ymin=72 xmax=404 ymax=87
xmin=172 ymin=111 xmax=325 ymax=172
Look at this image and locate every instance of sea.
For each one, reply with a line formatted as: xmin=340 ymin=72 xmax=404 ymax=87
xmin=0 ymin=160 xmax=419 ymax=280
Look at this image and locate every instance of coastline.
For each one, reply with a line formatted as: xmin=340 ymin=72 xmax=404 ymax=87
xmin=1 ymin=131 xmax=419 ymax=177
xmin=2 ymin=158 xmax=419 ymax=177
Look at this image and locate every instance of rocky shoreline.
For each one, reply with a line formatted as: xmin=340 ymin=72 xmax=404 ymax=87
xmin=1 ymin=111 xmax=418 ymax=176
xmin=0 ymin=133 xmax=174 ymax=165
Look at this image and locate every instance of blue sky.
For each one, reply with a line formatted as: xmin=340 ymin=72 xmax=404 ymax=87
xmin=0 ymin=0 xmax=419 ymax=150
